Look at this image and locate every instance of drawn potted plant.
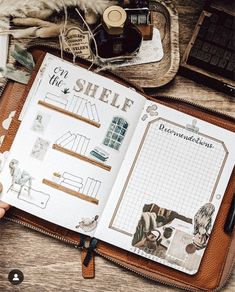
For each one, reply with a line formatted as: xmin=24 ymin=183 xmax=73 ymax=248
xmin=60 ymin=88 xmax=70 ymax=100
xmin=52 ymin=172 xmax=61 ymax=184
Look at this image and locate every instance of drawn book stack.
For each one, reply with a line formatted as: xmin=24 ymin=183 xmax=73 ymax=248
xmin=0 ymin=50 xmax=235 ymax=290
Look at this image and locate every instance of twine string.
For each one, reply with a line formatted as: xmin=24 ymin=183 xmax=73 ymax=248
xmin=75 ymin=8 xmax=99 ymax=71
xmin=60 ymin=1 xmax=114 ymax=72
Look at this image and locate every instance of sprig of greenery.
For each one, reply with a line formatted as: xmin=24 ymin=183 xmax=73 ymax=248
xmin=61 ymin=88 xmax=70 ymax=94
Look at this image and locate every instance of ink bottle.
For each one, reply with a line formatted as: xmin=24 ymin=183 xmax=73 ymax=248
xmin=119 ymin=0 xmax=150 ymax=25
xmin=90 ymin=5 xmax=142 ymax=62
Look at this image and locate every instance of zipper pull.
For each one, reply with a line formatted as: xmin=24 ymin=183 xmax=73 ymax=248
xmin=76 ymin=234 xmax=86 ymax=248
xmin=81 ymin=238 xmax=97 ymax=279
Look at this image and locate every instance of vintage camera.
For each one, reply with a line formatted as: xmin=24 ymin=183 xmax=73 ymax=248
xmin=119 ymin=0 xmax=153 ymax=40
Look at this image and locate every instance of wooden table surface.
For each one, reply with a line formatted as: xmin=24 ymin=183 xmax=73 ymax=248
xmin=0 ymin=0 xmax=234 ymax=291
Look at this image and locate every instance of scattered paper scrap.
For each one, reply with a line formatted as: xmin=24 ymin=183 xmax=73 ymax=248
xmin=0 ymin=64 xmax=30 ymax=84
xmin=117 ymin=28 xmax=164 ymax=67
xmin=11 ymin=44 xmax=35 ymax=71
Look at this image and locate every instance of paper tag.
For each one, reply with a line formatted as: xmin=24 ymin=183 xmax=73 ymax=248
xmin=63 ymin=27 xmax=92 ymax=60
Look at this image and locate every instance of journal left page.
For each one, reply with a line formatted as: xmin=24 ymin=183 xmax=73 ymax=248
xmin=0 ymin=53 xmax=146 ymax=236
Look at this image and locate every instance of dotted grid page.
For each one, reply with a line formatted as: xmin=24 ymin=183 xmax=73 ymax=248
xmin=111 ymin=118 xmax=227 ymax=236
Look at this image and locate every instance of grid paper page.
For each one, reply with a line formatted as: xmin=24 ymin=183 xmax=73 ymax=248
xmin=111 ymin=118 xmax=227 ymax=235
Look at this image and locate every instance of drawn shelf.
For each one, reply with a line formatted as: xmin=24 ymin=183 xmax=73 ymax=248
xmin=38 ymin=100 xmax=101 ymax=128
xmin=52 ymin=144 xmax=111 ymax=171
xmin=42 ymin=179 xmax=99 ymax=205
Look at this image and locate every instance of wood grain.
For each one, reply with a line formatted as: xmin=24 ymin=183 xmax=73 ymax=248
xmin=0 ymin=0 xmax=234 ymax=291
xmin=0 ymin=221 xmax=234 ymax=292
xmin=114 ymin=0 xmax=180 ymax=88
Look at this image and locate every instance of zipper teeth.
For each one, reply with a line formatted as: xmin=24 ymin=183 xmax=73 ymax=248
xmin=28 ymin=43 xmax=235 ymax=121
xmin=214 ymin=260 xmax=235 ymax=292
xmin=153 ymin=95 xmax=235 ymax=121
xmin=0 ymin=77 xmax=8 ymax=96
xmin=95 ymin=248 xmax=235 ymax=292
xmin=2 ymin=43 xmax=234 ymax=291
xmin=4 ymin=211 xmax=235 ymax=292
xmin=4 ymin=216 xmax=81 ymax=248
xmin=2 ymin=42 xmax=234 ymax=121
xmin=94 ymin=249 xmax=197 ymax=292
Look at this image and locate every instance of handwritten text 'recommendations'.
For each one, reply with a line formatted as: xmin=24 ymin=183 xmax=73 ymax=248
xmin=158 ymin=123 xmax=214 ymax=149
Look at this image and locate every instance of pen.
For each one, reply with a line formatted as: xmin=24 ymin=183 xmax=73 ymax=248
xmin=224 ymin=195 xmax=235 ymax=234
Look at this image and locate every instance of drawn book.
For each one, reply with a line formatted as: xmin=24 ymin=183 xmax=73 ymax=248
xmin=0 ymin=53 xmax=234 ymax=275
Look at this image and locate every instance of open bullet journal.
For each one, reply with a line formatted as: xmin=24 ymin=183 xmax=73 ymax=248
xmin=0 ymin=53 xmax=235 ymax=275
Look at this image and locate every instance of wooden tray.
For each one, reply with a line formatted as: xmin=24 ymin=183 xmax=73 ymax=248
xmin=114 ymin=0 xmax=180 ymax=90
xmin=8 ymin=0 xmax=179 ymax=91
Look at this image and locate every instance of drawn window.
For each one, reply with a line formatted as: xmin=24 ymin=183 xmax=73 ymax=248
xmin=103 ymin=117 xmax=128 ymax=150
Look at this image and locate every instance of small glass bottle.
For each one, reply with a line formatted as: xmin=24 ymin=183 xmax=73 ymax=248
xmin=90 ymin=5 xmax=142 ymax=61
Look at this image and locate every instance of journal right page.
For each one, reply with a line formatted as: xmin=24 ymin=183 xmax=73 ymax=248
xmin=95 ymin=99 xmax=235 ymax=275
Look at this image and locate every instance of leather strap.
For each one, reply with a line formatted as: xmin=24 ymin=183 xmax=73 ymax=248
xmin=81 ymin=248 xmax=95 ymax=279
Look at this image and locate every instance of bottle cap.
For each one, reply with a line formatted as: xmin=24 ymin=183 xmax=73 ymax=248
xmin=102 ymin=6 xmax=127 ymax=35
